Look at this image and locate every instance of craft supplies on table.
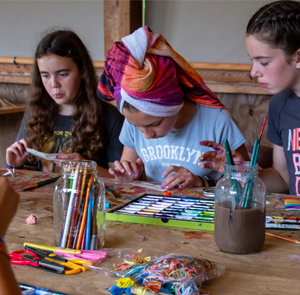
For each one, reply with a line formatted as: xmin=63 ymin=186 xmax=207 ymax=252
xmin=266 ymin=231 xmax=300 ymax=244
xmin=214 ymin=159 xmax=266 ymax=254
xmin=19 ymin=283 xmax=70 ymax=295
xmin=106 ymin=251 xmax=225 ymax=295
xmin=265 ymin=216 xmax=300 ymax=230
xmin=53 ymin=160 xmax=106 ymax=250
xmin=284 ymin=196 xmax=300 ymax=210
xmin=21 ymin=176 xmax=60 ymax=191
xmin=106 ymin=193 xmax=215 ymax=231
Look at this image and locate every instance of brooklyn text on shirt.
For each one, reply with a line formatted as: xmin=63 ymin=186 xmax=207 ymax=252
xmin=140 ymin=145 xmax=204 ymax=165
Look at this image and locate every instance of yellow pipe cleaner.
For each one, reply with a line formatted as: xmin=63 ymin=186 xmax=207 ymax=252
xmin=116 ymin=278 xmax=135 ymax=288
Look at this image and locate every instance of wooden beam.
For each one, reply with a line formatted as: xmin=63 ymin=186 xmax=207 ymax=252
xmin=0 ymin=98 xmax=25 ymax=115
xmin=103 ymin=0 xmax=142 ymax=57
xmin=0 ymin=56 xmax=270 ymax=95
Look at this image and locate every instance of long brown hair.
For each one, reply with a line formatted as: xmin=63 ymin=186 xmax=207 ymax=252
xmin=26 ymin=29 xmax=104 ymax=162
xmin=246 ymin=1 xmax=300 ymax=60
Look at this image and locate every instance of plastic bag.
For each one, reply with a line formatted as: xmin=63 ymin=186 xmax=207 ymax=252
xmin=87 ymin=248 xmax=225 ymax=295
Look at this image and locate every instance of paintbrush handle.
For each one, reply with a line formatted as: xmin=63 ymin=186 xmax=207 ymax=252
xmin=266 ymin=231 xmax=300 ymax=244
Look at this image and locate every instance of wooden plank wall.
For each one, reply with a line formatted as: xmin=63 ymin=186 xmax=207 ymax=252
xmin=0 ymin=57 xmax=272 ymax=168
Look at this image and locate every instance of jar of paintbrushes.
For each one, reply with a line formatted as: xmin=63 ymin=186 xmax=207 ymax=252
xmin=53 ymin=160 xmax=106 ymax=250
xmin=214 ymin=137 xmax=266 ymax=254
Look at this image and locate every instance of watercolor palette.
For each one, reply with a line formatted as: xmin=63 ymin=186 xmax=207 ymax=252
xmin=106 ymin=194 xmax=215 ymax=231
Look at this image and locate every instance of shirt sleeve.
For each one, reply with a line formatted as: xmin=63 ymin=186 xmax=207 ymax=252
xmin=267 ymin=96 xmax=282 ymax=146
xmin=119 ymin=119 xmax=136 ymax=150
xmin=214 ymin=109 xmax=246 ymax=150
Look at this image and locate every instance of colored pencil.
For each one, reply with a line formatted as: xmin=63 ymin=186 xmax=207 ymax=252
xmin=85 ymin=183 xmax=93 ymax=250
xmin=23 ymin=242 xmax=82 ymax=254
xmin=21 ymin=176 xmax=60 ymax=191
xmin=90 ymin=189 xmax=99 ymax=250
xmin=266 ymin=231 xmax=300 ymax=244
xmin=76 ymin=175 xmax=93 ymax=250
xmin=67 ymin=165 xmax=83 ymax=248
xmin=60 ymin=166 xmax=79 ymax=248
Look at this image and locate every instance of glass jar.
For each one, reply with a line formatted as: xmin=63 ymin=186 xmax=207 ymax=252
xmin=53 ymin=160 xmax=105 ymax=250
xmin=214 ymin=161 xmax=266 ymax=254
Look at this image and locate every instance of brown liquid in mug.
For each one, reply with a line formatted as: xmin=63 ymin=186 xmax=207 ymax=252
xmin=214 ymin=201 xmax=265 ymax=254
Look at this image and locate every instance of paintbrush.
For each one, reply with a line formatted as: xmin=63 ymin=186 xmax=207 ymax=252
xmin=266 ymin=231 xmax=300 ymax=244
xmin=21 ymin=176 xmax=60 ymax=191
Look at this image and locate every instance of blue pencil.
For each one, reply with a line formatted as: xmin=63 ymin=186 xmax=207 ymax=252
xmin=85 ymin=184 xmax=93 ymax=250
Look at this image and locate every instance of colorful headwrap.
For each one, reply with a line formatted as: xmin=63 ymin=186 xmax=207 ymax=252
xmin=97 ymin=26 xmax=225 ymax=116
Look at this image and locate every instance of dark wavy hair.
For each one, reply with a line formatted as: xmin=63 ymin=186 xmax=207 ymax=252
xmin=26 ymin=29 xmax=104 ymax=163
xmin=246 ymin=0 xmax=300 ymax=61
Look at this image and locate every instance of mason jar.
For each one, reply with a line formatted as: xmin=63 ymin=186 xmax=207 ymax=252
xmin=53 ymin=160 xmax=105 ymax=250
xmin=214 ymin=161 xmax=266 ymax=254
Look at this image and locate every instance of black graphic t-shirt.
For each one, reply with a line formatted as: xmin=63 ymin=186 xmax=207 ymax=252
xmin=268 ymin=87 xmax=300 ymax=195
xmin=16 ymin=102 xmax=124 ymax=173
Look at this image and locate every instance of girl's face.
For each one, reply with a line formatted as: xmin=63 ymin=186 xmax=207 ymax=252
xmin=245 ymin=35 xmax=300 ymax=96
xmin=123 ymin=108 xmax=178 ymax=139
xmin=37 ymin=54 xmax=82 ymax=115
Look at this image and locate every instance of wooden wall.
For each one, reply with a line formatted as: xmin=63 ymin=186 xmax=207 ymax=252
xmin=0 ymin=58 xmax=272 ymax=168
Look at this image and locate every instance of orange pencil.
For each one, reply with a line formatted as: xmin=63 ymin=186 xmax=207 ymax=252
xmin=266 ymin=231 xmax=300 ymax=244
xmin=75 ymin=175 xmax=93 ymax=250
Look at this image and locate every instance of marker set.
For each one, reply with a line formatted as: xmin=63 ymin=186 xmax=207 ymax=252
xmin=106 ymin=194 xmax=215 ymax=231
xmin=265 ymin=216 xmax=300 ymax=230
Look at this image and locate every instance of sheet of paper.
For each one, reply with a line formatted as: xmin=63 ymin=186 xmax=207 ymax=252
xmin=129 ymin=181 xmax=164 ymax=191
xmin=26 ymin=148 xmax=59 ymax=161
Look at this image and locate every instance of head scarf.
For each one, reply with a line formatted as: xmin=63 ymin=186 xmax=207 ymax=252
xmin=97 ymin=26 xmax=225 ymax=116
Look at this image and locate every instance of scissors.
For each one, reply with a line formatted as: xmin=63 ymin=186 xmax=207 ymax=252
xmin=10 ymin=250 xmax=65 ymax=274
xmin=11 ymin=250 xmax=84 ymax=275
xmin=25 ymin=245 xmax=92 ymax=267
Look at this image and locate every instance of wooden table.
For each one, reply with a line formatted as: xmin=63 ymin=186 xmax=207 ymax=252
xmin=2 ymin=169 xmax=300 ymax=295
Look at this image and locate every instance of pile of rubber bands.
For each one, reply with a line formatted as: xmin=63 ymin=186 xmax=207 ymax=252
xmin=109 ymin=253 xmax=225 ymax=295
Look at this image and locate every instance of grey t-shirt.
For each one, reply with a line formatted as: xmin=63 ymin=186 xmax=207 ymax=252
xmin=120 ymin=104 xmax=246 ymax=183
xmin=17 ymin=101 xmax=124 ymax=172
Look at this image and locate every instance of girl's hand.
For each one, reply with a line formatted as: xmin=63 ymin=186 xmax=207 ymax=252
xmin=199 ymin=141 xmax=244 ymax=173
xmin=161 ymin=166 xmax=203 ymax=190
xmin=53 ymin=152 xmax=85 ymax=167
xmin=6 ymin=139 xmax=31 ymax=168
xmin=108 ymin=158 xmax=144 ymax=181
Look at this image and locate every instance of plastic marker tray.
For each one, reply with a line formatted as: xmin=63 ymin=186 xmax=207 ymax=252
xmin=106 ymin=193 xmax=215 ymax=231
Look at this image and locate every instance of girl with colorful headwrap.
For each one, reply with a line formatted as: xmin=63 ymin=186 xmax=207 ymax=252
xmin=97 ymin=26 xmax=249 ymax=189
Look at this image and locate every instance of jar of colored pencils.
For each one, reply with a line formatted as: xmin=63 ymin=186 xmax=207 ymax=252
xmin=214 ymin=161 xmax=266 ymax=254
xmin=53 ymin=160 xmax=106 ymax=250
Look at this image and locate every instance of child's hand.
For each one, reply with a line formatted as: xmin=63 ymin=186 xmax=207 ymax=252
xmin=199 ymin=141 xmax=244 ymax=173
xmin=6 ymin=138 xmax=30 ymax=168
xmin=53 ymin=152 xmax=85 ymax=166
xmin=109 ymin=158 xmax=144 ymax=181
xmin=160 ymin=166 xmax=203 ymax=190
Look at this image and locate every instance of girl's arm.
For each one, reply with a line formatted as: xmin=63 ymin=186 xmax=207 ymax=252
xmin=259 ymin=144 xmax=289 ymax=193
